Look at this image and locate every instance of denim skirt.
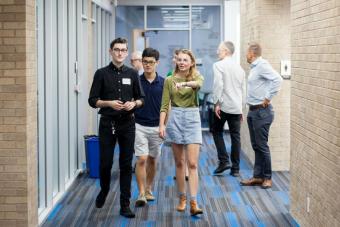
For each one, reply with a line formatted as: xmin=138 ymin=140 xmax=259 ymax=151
xmin=165 ymin=107 xmax=202 ymax=145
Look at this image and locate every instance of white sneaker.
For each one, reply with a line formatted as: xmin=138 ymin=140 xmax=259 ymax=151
xmin=145 ymin=191 xmax=155 ymax=201
xmin=135 ymin=194 xmax=147 ymax=207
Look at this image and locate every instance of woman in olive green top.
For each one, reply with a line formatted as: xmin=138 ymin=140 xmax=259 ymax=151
xmin=159 ymin=49 xmax=204 ymax=216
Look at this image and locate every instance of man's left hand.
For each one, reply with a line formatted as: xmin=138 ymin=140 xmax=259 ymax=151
xmin=262 ymin=98 xmax=270 ymax=107
xmin=123 ymin=101 xmax=136 ymax=111
xmin=214 ymin=104 xmax=221 ymax=119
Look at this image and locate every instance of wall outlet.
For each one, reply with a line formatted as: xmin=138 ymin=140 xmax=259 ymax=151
xmin=306 ymin=196 xmax=310 ymax=213
xmin=280 ymin=60 xmax=291 ymax=79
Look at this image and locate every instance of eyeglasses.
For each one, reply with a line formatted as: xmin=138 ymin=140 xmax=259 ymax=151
xmin=142 ymin=60 xmax=156 ymax=65
xmin=113 ymin=48 xmax=128 ymax=53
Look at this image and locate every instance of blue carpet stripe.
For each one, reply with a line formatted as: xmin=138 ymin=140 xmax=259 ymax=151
xmin=47 ymin=204 xmax=62 ymax=221
xmin=230 ymin=191 xmax=244 ymax=206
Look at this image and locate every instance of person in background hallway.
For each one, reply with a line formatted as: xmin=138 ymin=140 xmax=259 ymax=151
xmin=130 ymin=51 xmax=144 ymax=75
xmin=88 ymin=37 xmax=145 ymax=218
xmin=240 ymin=42 xmax=282 ymax=189
xmin=134 ymin=48 xmax=164 ymax=207
xmin=211 ymin=41 xmax=246 ymax=177
xmin=159 ymin=49 xmax=204 ymax=216
xmin=166 ymin=48 xmax=189 ymax=181
xmin=166 ymin=49 xmax=180 ymax=77
xmin=130 ymin=50 xmax=143 ymax=174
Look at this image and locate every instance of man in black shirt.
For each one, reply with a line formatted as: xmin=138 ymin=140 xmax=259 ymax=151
xmin=88 ymin=37 xmax=144 ymax=218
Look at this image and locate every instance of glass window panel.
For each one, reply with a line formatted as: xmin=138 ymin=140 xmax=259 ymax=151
xmin=146 ymin=30 xmax=189 ymax=77
xmin=91 ymin=3 xmax=98 ymax=137
xmin=57 ymin=0 xmax=69 ymax=187
xmin=82 ymin=0 xmax=86 ymax=15
xmin=37 ymin=0 xmax=46 ymax=210
xmin=52 ymin=0 xmax=59 ymax=197
xmin=92 ymin=3 xmax=97 ymax=71
xmin=68 ymin=0 xmax=78 ymax=184
xmin=115 ymin=6 xmax=144 ymax=55
xmin=106 ymin=12 xmax=110 ymax=64
xmin=97 ymin=7 xmax=102 ymax=67
xmin=191 ymin=6 xmax=221 ymax=128
xmin=191 ymin=6 xmax=221 ymax=94
xmin=147 ymin=6 xmax=189 ymax=29
xmin=101 ymin=9 xmax=106 ymax=65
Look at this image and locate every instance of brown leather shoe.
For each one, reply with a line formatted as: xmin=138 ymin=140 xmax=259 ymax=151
xmin=240 ymin=177 xmax=264 ymax=186
xmin=190 ymin=200 xmax=203 ymax=216
xmin=176 ymin=195 xmax=186 ymax=212
xmin=261 ymin=179 xmax=272 ymax=189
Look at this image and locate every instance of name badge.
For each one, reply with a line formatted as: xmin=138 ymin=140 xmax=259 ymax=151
xmin=122 ymin=78 xmax=131 ymax=85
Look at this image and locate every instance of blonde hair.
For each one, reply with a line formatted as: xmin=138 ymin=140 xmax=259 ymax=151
xmin=174 ymin=49 xmax=198 ymax=81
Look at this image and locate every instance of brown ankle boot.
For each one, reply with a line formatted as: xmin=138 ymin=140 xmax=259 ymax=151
xmin=190 ymin=200 xmax=203 ymax=216
xmin=176 ymin=195 xmax=186 ymax=212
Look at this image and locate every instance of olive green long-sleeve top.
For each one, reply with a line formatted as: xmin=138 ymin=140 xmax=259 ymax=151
xmin=160 ymin=74 xmax=204 ymax=113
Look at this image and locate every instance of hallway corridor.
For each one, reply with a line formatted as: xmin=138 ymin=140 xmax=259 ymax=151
xmin=41 ymin=132 xmax=298 ymax=227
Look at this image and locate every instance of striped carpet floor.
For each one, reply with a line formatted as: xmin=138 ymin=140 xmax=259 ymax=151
xmin=42 ymin=131 xmax=299 ymax=227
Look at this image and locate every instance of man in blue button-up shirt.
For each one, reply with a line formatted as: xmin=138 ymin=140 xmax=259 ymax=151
xmin=240 ymin=42 xmax=283 ymax=189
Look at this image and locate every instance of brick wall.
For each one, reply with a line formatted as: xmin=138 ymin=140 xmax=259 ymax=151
xmin=290 ymin=0 xmax=340 ymax=226
xmin=0 ymin=0 xmax=38 ymax=226
xmin=240 ymin=0 xmax=291 ymax=170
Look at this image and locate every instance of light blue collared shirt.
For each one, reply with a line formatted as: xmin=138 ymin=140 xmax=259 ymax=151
xmin=247 ymin=57 xmax=283 ymax=105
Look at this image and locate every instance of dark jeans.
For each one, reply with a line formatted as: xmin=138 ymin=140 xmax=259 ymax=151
xmin=247 ymin=105 xmax=274 ymax=179
xmin=99 ymin=115 xmax=135 ymax=207
xmin=211 ymin=111 xmax=241 ymax=172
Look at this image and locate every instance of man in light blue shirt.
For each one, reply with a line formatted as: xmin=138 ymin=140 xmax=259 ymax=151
xmin=240 ymin=42 xmax=282 ymax=189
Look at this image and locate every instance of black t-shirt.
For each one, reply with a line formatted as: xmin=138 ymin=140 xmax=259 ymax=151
xmin=88 ymin=62 xmax=145 ymax=118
